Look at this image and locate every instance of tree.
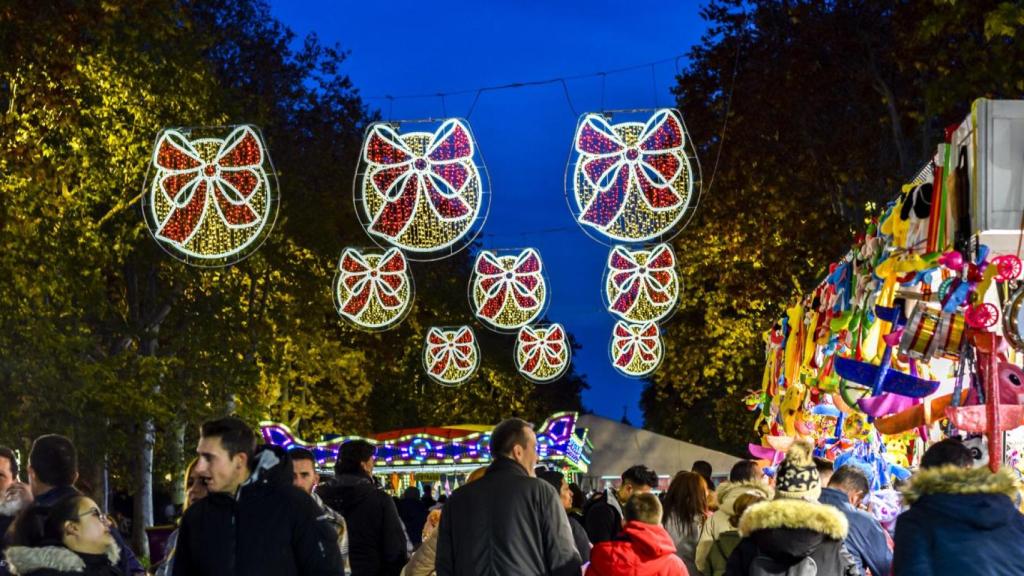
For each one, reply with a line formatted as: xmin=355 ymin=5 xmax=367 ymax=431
xmin=646 ymin=0 xmax=1024 ymax=455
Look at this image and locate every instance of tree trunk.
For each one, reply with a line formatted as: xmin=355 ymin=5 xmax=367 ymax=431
xmin=170 ymin=420 xmax=187 ymax=507
xmin=132 ymin=419 xmax=155 ymax=559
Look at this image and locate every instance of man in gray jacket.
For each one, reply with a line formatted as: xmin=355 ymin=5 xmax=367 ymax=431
xmin=436 ymin=418 xmax=581 ymax=576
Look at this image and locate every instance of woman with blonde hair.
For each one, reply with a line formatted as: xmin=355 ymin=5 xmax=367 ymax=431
xmin=154 ymin=457 xmax=208 ymax=576
xmin=402 ymin=466 xmax=487 ymax=576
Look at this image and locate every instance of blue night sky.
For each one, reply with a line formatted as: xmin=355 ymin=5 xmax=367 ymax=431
xmin=269 ymin=1 xmax=712 ymax=424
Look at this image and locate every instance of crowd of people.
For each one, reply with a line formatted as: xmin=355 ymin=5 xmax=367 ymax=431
xmin=1 ymin=417 xmax=1024 ymax=575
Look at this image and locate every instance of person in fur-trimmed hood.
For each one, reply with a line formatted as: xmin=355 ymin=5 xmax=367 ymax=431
xmin=695 ymin=461 xmax=772 ymax=574
xmin=893 ymin=438 xmax=1024 ymax=576
xmin=724 ymin=441 xmax=857 ymax=576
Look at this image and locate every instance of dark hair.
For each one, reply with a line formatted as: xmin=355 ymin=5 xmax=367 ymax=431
xmin=814 ymin=457 xmax=834 ymax=475
xmin=729 ymin=460 xmax=760 ymax=483
xmin=538 ymin=470 xmax=565 ymax=494
xmin=663 ymin=471 xmax=708 ymax=534
xmin=489 ymin=418 xmax=533 ymax=458
xmin=0 ymin=446 xmax=18 ymax=479
xmin=10 ymin=494 xmax=87 ymax=547
xmin=621 ymin=465 xmax=659 ymax=489
xmin=624 ymin=493 xmax=662 ymax=525
xmin=29 ymin=435 xmax=77 ymax=487
xmin=289 ymin=447 xmax=316 ymax=465
xmin=691 ymin=460 xmax=713 ymax=488
xmin=336 ymin=440 xmax=376 ymax=475
xmin=200 ymin=417 xmax=256 ymax=461
xmin=729 ymin=492 xmax=766 ymax=527
xmin=920 ymin=438 xmax=973 ymax=469
xmin=569 ymin=483 xmax=585 ymax=510
xmin=829 ymin=465 xmax=870 ymax=494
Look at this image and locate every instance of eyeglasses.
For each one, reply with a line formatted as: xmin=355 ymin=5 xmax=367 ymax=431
xmin=76 ymin=508 xmax=109 ymax=523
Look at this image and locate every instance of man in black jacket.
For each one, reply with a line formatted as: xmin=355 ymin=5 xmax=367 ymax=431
xmin=317 ymin=439 xmax=407 ymax=576
xmin=436 ymin=417 xmax=581 ymax=576
xmin=582 ymin=464 xmax=659 ymax=544
xmin=172 ymin=417 xmax=342 ymax=576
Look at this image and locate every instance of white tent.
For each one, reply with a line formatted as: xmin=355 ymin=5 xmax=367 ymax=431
xmin=577 ymin=414 xmax=742 ymax=491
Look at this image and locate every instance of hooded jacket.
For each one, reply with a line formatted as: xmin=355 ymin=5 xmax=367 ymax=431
xmin=4 ymin=545 xmax=121 ymax=576
xmin=818 ymin=487 xmax=891 ymax=576
xmin=435 ymin=456 xmax=581 ymax=576
xmin=725 ymin=498 xmax=857 ymax=576
xmin=317 ymin=470 xmax=407 ymax=576
xmin=586 ymin=521 xmax=688 ymax=576
xmin=893 ymin=466 xmax=1024 ymax=576
xmin=695 ymin=480 xmax=773 ymax=573
xmin=171 ymin=445 xmax=342 ymax=576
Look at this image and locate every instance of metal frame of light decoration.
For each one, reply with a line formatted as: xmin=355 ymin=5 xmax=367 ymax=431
xmin=609 ymin=320 xmax=664 ymax=378
xmin=334 ymin=247 xmax=415 ymax=331
xmin=259 ymin=411 xmax=592 ymax=474
xmin=354 ymin=117 xmax=490 ymax=261
xmin=603 ymin=243 xmax=681 ymax=324
xmin=142 ymin=125 xmax=279 ymax=267
xmin=515 ymin=323 xmax=571 ymax=384
xmin=565 ymin=108 xmax=702 ymax=246
xmin=469 ymin=248 xmax=548 ymax=332
xmin=423 ymin=326 xmax=480 ymax=386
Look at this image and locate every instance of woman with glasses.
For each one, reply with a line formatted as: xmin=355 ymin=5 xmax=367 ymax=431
xmin=5 ymin=493 xmax=121 ymax=575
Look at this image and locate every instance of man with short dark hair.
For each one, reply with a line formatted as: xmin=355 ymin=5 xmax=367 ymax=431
xmin=0 ymin=446 xmax=29 ymax=576
xmin=894 ymin=438 xmax=1024 ymax=575
xmin=583 ymin=464 xmax=659 ymax=544
xmin=173 ymin=417 xmax=342 ymax=576
xmin=691 ymin=460 xmax=713 ymax=489
xmin=0 ymin=435 xmax=144 ymax=576
xmin=0 ymin=448 xmax=18 ymax=496
xmin=318 ymin=439 xmax=407 ymax=576
xmin=814 ymin=456 xmax=835 ymax=487
xmin=437 ymin=417 xmax=581 ymax=575
xmin=587 ymin=494 xmax=686 ymax=576
xmin=291 ymin=448 xmax=349 ymax=573
xmin=820 ymin=465 xmax=891 ymax=576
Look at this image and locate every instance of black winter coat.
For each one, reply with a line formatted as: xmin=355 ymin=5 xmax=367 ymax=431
xmin=4 ymin=545 xmax=123 ymax=576
xmin=172 ymin=445 xmax=342 ymax=576
xmin=582 ymin=488 xmax=624 ymax=545
xmin=435 ymin=456 xmax=581 ymax=576
xmin=317 ymin=471 xmax=407 ymax=576
xmin=725 ymin=498 xmax=857 ymax=576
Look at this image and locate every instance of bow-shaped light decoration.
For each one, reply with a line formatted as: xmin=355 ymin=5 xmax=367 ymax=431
xmin=334 ymin=248 xmax=413 ymax=330
xmin=605 ymin=244 xmax=679 ymax=323
xmin=146 ymin=125 xmax=275 ymax=264
xmin=360 ymin=119 xmax=483 ymax=253
xmin=515 ymin=324 xmax=570 ymax=383
xmin=610 ymin=321 xmax=663 ymax=377
xmin=571 ymin=109 xmax=693 ymax=242
xmin=471 ymin=248 xmax=546 ymax=331
xmin=423 ymin=326 xmax=479 ymax=386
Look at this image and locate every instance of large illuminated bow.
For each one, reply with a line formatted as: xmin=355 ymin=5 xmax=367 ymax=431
xmin=474 ymin=249 xmax=543 ymax=319
xmin=608 ymin=244 xmax=676 ymax=315
xmin=518 ymin=325 xmax=568 ymax=374
xmin=154 ymin=126 xmax=265 ymax=244
xmin=612 ymin=321 xmax=661 ymax=369
xmin=425 ymin=327 xmax=477 ymax=377
xmin=364 ymin=119 xmax=474 ymax=238
xmin=338 ymin=248 xmax=408 ymax=316
xmin=576 ymin=110 xmax=685 ymax=227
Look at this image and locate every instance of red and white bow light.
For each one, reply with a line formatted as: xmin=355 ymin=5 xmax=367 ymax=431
xmin=334 ymin=247 xmax=413 ymax=331
xmin=471 ymin=248 xmax=547 ymax=331
xmin=611 ymin=321 xmax=663 ymax=377
xmin=568 ymin=109 xmax=696 ymax=244
xmin=423 ymin=326 xmax=480 ymax=386
xmin=605 ymin=244 xmax=679 ymax=323
xmin=143 ymin=125 xmax=277 ymax=266
xmin=515 ymin=324 xmax=571 ymax=383
xmin=357 ymin=119 xmax=487 ymax=258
